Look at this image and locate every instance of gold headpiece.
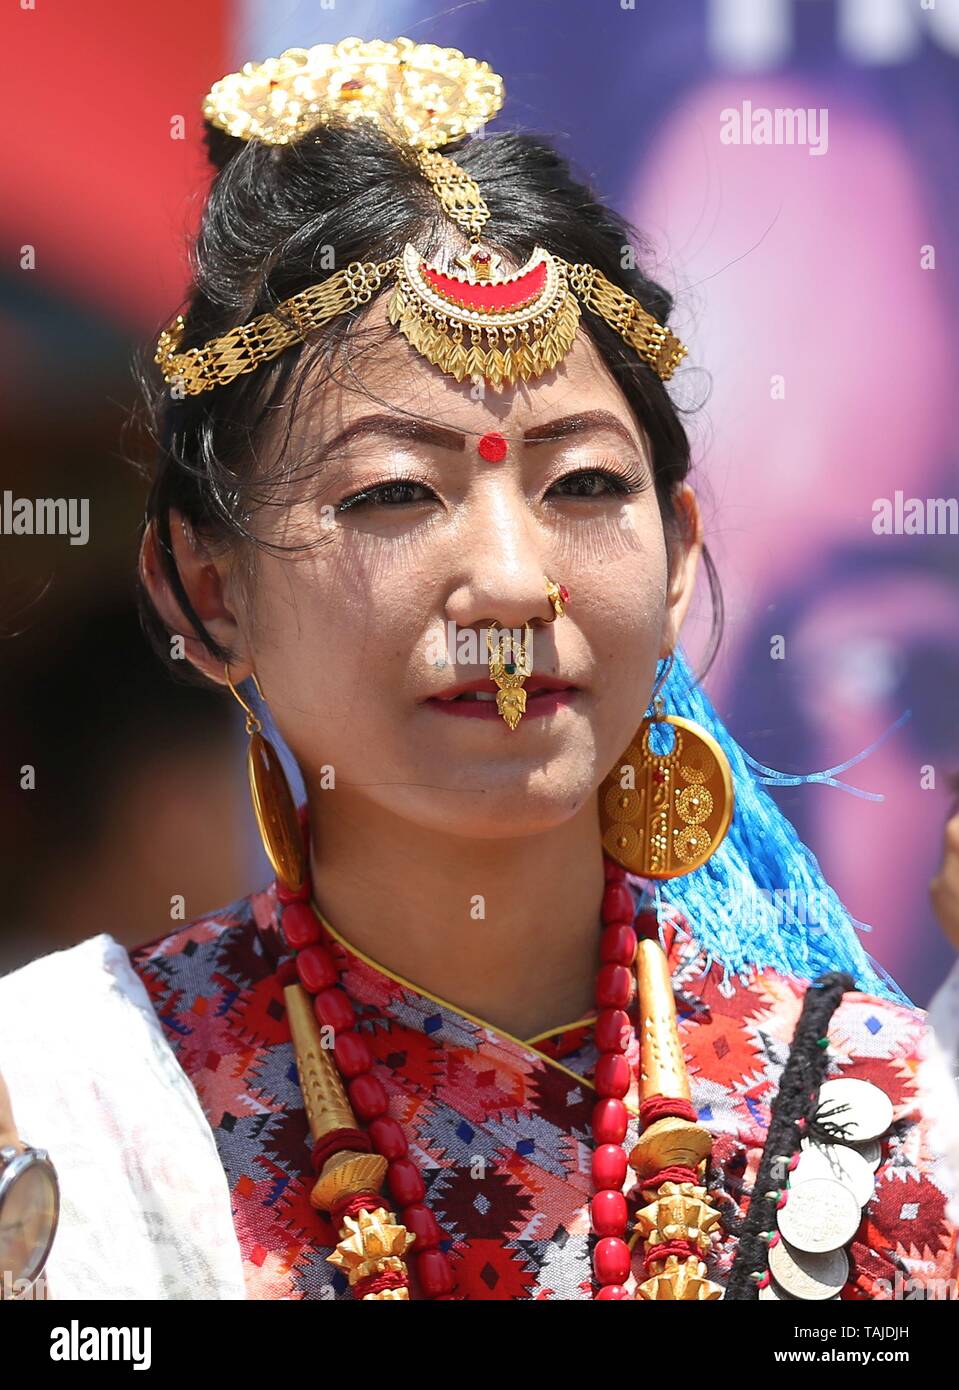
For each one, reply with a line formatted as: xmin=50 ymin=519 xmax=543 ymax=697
xmin=155 ymin=36 xmax=687 ymax=396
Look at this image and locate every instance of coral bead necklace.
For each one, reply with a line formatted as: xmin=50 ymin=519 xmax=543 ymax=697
xmin=274 ymin=846 xmax=722 ymax=1300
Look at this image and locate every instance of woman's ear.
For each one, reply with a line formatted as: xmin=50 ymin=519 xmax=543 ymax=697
xmin=139 ymin=511 xmax=253 ymax=686
xmin=660 ymin=482 xmax=703 ymax=660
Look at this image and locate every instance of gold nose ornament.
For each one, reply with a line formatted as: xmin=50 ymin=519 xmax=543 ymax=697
xmin=544 ymin=577 xmax=569 ymax=620
xmin=485 ymin=580 xmax=567 ymax=728
xmin=486 ymin=622 xmax=533 ymax=730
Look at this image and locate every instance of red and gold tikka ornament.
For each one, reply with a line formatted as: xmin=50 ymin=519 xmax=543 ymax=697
xmin=388 ymin=243 xmax=580 ymax=389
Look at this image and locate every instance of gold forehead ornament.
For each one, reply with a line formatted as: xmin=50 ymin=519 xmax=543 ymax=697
xmin=155 ymin=36 xmax=687 ymax=397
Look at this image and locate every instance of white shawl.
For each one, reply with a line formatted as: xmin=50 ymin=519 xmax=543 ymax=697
xmin=0 ymin=933 xmax=246 ymax=1299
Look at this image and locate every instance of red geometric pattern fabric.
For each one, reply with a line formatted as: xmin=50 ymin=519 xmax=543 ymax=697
xmin=127 ymin=878 xmax=959 ymax=1300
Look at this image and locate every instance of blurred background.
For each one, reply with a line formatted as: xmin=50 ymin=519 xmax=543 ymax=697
xmin=1 ymin=0 xmax=956 ymax=1002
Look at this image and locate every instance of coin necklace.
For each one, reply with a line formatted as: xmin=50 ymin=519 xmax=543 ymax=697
xmin=761 ymin=1077 xmax=894 ymax=1301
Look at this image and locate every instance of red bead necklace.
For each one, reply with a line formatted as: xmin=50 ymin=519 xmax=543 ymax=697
xmin=275 ymin=851 xmax=653 ymax=1300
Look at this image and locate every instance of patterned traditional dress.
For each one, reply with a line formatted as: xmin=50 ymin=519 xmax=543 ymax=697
xmin=127 ymin=877 xmax=959 ymax=1301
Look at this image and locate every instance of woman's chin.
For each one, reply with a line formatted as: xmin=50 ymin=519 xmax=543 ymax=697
xmin=377 ymin=772 xmax=600 ymax=843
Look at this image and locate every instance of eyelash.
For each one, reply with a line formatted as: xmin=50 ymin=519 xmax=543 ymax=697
xmin=335 ymin=459 xmax=648 ymax=512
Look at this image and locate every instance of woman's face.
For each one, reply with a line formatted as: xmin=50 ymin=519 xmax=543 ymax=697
xmin=196 ymin=299 xmax=699 ymax=841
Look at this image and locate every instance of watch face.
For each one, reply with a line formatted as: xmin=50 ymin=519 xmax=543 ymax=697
xmin=0 ymin=1162 xmax=58 ymax=1285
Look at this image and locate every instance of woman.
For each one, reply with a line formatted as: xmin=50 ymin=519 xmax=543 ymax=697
xmin=2 ymin=37 xmax=958 ymax=1303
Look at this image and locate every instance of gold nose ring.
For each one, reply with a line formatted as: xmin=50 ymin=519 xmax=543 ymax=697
xmin=544 ymin=577 xmax=569 ymax=621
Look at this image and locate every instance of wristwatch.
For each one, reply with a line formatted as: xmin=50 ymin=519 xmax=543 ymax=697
xmin=0 ymin=1143 xmax=59 ymax=1292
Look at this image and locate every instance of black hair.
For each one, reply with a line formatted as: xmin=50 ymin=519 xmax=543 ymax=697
xmin=132 ymin=116 xmax=722 ymax=684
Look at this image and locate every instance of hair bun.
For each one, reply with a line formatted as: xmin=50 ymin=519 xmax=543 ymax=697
xmin=202 ymin=117 xmax=248 ymax=173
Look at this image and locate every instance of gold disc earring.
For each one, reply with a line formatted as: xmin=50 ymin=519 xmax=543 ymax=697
xmin=598 ymin=652 xmax=734 ymax=878
xmin=225 ymin=666 xmax=307 ymax=894
xmin=486 ymin=621 xmax=533 ymax=730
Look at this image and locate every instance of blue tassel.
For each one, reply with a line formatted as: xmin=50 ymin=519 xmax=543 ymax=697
xmin=641 ymin=646 xmax=913 ymax=1007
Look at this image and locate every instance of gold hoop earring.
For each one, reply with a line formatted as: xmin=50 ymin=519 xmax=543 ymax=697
xmin=598 ymin=652 xmax=734 ymax=878
xmin=225 ymin=666 xmax=307 ymax=893
xmin=486 ymin=621 xmax=533 ymax=730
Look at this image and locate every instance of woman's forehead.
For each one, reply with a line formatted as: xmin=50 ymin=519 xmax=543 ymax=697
xmin=281 ymin=297 xmax=643 ymax=455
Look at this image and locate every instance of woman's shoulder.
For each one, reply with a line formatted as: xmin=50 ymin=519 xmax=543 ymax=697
xmin=648 ymin=895 xmax=949 ymax=1070
xmin=125 ymin=885 xmax=287 ymax=1066
xmin=129 ymin=882 xmax=282 ymax=965
xmin=672 ymin=922 xmax=959 ymax=1188
xmin=126 ymin=883 xmax=288 ymax=1006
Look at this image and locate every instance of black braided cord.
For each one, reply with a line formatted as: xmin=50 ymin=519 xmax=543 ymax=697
xmin=723 ymin=970 xmax=856 ymax=1299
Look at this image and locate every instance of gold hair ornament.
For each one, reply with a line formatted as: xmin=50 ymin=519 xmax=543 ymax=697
xmin=156 ymin=37 xmax=687 ymax=396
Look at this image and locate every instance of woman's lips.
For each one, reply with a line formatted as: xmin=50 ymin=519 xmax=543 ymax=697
xmin=427 ymin=688 xmax=577 ymax=719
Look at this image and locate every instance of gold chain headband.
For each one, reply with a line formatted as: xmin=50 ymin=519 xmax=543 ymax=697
xmin=155 ymin=36 xmax=687 ymax=396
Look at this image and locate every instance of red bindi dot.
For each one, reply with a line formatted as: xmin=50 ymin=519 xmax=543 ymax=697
xmin=477 ymin=431 xmax=508 ymax=463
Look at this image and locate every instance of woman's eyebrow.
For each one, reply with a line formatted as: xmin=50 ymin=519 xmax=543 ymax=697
xmin=317 ymin=413 xmax=467 ymax=458
xmin=314 ymin=407 xmax=641 ymax=460
xmin=523 ymin=410 xmax=641 ymax=452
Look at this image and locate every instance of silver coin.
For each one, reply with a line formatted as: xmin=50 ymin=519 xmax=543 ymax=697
xmin=777 ymin=1177 xmax=862 ymax=1252
xmin=846 ymin=1137 xmax=883 ymax=1171
xmin=817 ymin=1079 xmax=894 ymax=1142
xmin=768 ymin=1236 xmax=849 ymax=1299
xmin=759 ymin=1278 xmax=840 ymax=1301
xmin=795 ymin=1141 xmax=875 ymax=1208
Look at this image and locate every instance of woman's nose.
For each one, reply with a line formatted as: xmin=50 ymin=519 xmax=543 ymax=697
xmin=444 ymin=482 xmax=555 ymax=633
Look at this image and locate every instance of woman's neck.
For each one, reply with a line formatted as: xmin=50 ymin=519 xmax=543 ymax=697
xmin=306 ymin=788 xmax=608 ymax=1042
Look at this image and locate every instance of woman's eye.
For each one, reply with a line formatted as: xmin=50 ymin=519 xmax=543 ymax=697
xmin=549 ymin=470 xmax=633 ymax=498
xmin=337 ymin=480 xmax=436 ymax=512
